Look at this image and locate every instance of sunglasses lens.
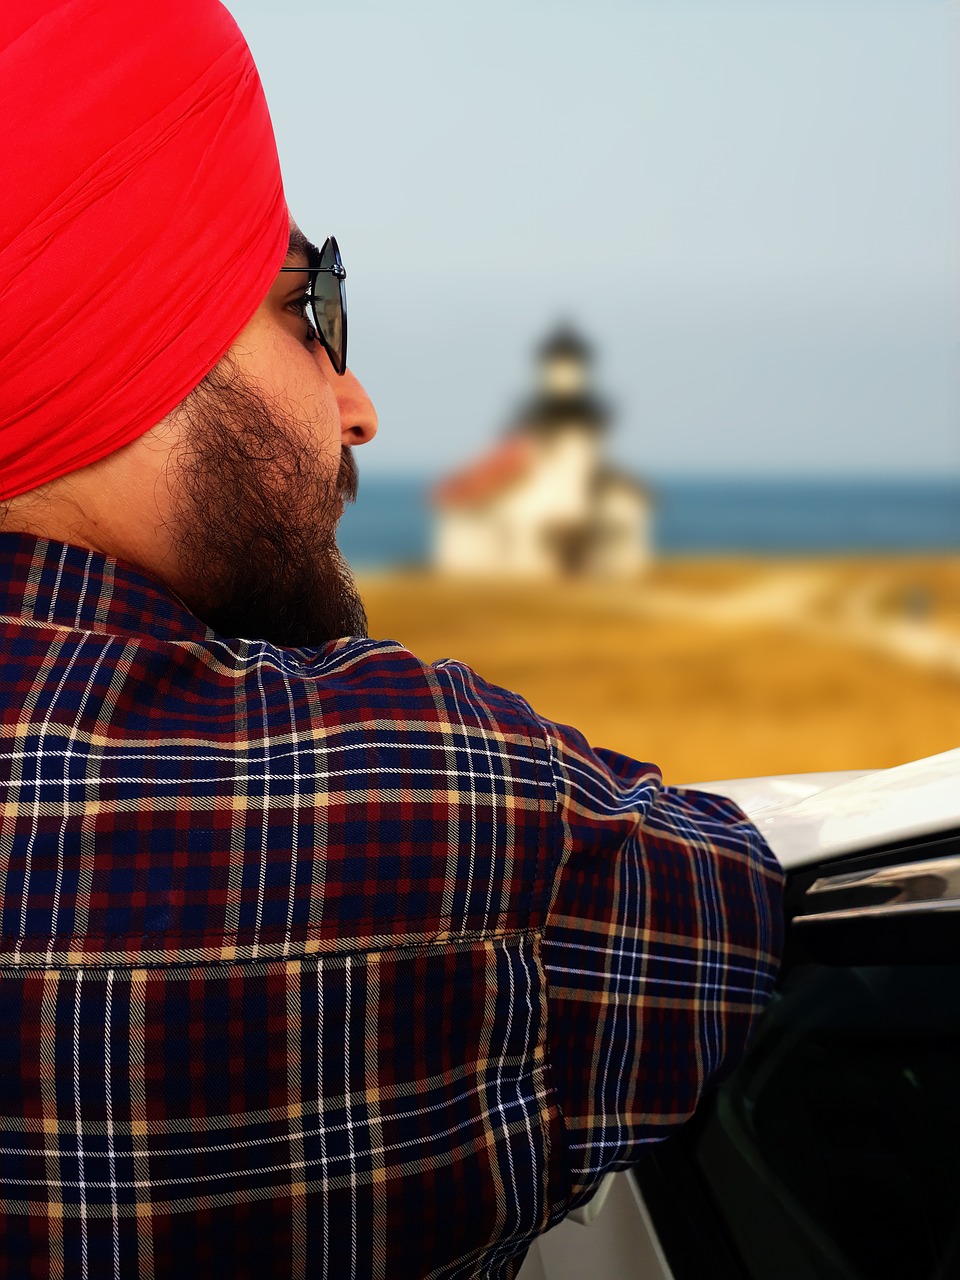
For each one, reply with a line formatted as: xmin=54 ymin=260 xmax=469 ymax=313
xmin=313 ymin=238 xmax=346 ymax=373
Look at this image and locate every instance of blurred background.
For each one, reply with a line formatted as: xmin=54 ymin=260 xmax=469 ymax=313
xmin=228 ymin=0 xmax=960 ymax=781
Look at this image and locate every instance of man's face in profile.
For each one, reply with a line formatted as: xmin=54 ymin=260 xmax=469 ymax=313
xmin=166 ymin=226 xmax=378 ymax=648
xmin=171 ymin=362 xmax=367 ymax=648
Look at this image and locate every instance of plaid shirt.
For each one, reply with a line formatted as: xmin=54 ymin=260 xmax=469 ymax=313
xmin=0 ymin=533 xmax=783 ymax=1280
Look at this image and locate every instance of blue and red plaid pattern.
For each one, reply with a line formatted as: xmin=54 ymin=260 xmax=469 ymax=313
xmin=0 ymin=533 xmax=783 ymax=1278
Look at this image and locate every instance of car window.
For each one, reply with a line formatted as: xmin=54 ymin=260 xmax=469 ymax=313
xmin=685 ymin=961 xmax=960 ymax=1280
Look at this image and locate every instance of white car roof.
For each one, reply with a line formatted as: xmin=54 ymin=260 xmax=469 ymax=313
xmin=691 ymin=746 xmax=960 ymax=871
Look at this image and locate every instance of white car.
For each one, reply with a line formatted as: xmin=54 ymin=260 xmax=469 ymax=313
xmin=520 ymin=748 xmax=960 ymax=1280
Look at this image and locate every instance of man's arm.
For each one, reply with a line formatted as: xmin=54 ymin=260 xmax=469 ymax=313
xmin=538 ymin=720 xmax=784 ymax=1208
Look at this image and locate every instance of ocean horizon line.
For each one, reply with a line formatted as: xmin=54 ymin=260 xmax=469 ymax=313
xmin=353 ymin=469 xmax=960 ymax=486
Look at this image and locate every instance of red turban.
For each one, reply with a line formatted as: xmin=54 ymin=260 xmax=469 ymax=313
xmin=0 ymin=0 xmax=288 ymax=500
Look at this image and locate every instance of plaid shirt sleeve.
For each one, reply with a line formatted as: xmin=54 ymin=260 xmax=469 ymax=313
xmin=533 ymin=716 xmax=784 ymax=1206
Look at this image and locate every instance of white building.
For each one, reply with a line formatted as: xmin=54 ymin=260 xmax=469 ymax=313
xmin=433 ymin=326 xmax=652 ymax=578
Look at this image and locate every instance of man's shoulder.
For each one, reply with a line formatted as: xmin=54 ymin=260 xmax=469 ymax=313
xmin=299 ymin=637 xmax=549 ymax=738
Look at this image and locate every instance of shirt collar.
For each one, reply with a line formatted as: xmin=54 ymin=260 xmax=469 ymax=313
xmin=0 ymin=532 xmax=213 ymax=644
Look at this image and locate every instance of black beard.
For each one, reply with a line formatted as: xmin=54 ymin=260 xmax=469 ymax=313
xmin=169 ymin=361 xmax=368 ymax=647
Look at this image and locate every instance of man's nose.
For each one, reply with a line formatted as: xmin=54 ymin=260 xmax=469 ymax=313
xmin=316 ymin=347 xmax=378 ymax=445
xmin=335 ymin=367 xmax=378 ymax=446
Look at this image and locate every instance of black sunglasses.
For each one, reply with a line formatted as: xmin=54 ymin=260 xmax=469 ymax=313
xmin=278 ymin=235 xmax=347 ymax=375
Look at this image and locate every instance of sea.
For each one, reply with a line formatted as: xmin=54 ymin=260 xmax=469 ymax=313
xmin=337 ymin=476 xmax=960 ymax=571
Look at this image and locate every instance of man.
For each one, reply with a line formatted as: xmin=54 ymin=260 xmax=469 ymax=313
xmin=0 ymin=2 xmax=783 ymax=1277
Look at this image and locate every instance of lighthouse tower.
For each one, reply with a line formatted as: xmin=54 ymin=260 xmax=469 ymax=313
xmin=433 ymin=325 xmax=652 ymax=578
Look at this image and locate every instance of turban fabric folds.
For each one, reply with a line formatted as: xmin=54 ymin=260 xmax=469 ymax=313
xmin=0 ymin=0 xmax=288 ymax=499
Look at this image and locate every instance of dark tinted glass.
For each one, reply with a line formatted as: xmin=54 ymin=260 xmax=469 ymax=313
xmin=313 ymin=237 xmax=346 ymax=373
xmin=687 ymin=962 xmax=960 ymax=1280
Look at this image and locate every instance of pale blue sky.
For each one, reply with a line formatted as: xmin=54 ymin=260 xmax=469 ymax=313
xmin=227 ymin=0 xmax=959 ymax=478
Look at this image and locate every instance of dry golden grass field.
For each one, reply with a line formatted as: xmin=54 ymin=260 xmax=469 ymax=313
xmin=359 ymin=557 xmax=960 ymax=783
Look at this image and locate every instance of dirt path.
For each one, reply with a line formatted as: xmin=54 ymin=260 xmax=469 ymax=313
xmin=570 ymin=566 xmax=960 ymax=677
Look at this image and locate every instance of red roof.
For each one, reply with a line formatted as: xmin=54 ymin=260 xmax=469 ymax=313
xmin=432 ymin=436 xmax=536 ymax=509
